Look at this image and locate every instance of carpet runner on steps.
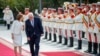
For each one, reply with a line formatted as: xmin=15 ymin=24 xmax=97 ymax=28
xmin=0 ymin=42 xmax=82 ymax=56
xmin=41 ymin=52 xmax=82 ymax=56
xmin=0 ymin=38 xmax=93 ymax=56
xmin=0 ymin=43 xmax=21 ymax=56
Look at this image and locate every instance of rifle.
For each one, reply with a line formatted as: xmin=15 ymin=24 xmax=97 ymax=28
xmin=15 ymin=6 xmax=19 ymax=12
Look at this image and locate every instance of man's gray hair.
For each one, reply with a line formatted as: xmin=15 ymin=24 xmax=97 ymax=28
xmin=28 ymin=12 xmax=34 ymax=16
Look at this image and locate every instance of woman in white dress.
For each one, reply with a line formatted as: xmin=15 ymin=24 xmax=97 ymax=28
xmin=11 ymin=14 xmax=24 ymax=56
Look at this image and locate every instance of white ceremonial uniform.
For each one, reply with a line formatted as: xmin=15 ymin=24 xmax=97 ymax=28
xmin=3 ymin=8 xmax=14 ymax=24
xmin=39 ymin=14 xmax=45 ymax=29
xmin=44 ymin=13 xmax=50 ymax=33
xmin=74 ymin=13 xmax=83 ymax=40
xmin=64 ymin=17 xmax=68 ymax=37
xmin=82 ymin=14 xmax=93 ymax=42
xmin=53 ymin=15 xmax=59 ymax=35
xmin=66 ymin=15 xmax=74 ymax=37
xmin=23 ymin=14 xmax=29 ymax=22
xmin=94 ymin=14 xmax=100 ymax=43
xmin=50 ymin=14 xmax=56 ymax=33
xmin=89 ymin=12 xmax=97 ymax=43
xmin=56 ymin=14 xmax=64 ymax=35
xmin=11 ymin=20 xmax=23 ymax=46
xmin=47 ymin=13 xmax=52 ymax=33
xmin=60 ymin=17 xmax=65 ymax=37
xmin=82 ymin=15 xmax=89 ymax=32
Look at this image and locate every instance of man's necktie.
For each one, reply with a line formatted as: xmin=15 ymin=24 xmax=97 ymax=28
xmin=31 ymin=19 xmax=34 ymax=27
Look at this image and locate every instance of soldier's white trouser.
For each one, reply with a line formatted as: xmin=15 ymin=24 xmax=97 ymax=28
xmin=90 ymin=33 xmax=97 ymax=43
xmin=67 ymin=30 xmax=73 ymax=37
xmin=64 ymin=29 xmax=68 ymax=38
xmin=85 ymin=32 xmax=92 ymax=42
xmin=97 ymin=33 xmax=100 ymax=43
xmin=5 ymin=20 xmax=11 ymax=24
xmin=76 ymin=30 xmax=82 ymax=40
xmin=42 ymin=21 xmax=46 ymax=32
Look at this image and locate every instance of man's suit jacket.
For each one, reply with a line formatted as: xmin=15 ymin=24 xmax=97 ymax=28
xmin=25 ymin=17 xmax=43 ymax=38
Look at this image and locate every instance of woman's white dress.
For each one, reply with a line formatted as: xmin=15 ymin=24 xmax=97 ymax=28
xmin=11 ymin=20 xmax=23 ymax=46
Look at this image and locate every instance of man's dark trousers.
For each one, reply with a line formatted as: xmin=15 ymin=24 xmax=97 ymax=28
xmin=29 ymin=35 xmax=40 ymax=56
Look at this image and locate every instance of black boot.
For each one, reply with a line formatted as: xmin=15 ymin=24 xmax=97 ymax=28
xmin=84 ymin=42 xmax=92 ymax=53
xmin=7 ymin=24 xmax=10 ymax=30
xmin=58 ymin=35 xmax=62 ymax=43
xmin=63 ymin=37 xmax=68 ymax=45
xmin=91 ymin=42 xmax=98 ymax=54
xmin=44 ymin=32 xmax=48 ymax=39
xmin=52 ymin=34 xmax=57 ymax=42
xmin=48 ymin=33 xmax=52 ymax=41
xmin=75 ymin=40 xmax=82 ymax=50
xmin=99 ymin=44 xmax=100 ymax=55
xmin=68 ymin=37 xmax=73 ymax=47
xmin=99 ymin=44 xmax=100 ymax=54
xmin=97 ymin=44 xmax=100 ymax=56
xmin=82 ymin=31 xmax=85 ymax=38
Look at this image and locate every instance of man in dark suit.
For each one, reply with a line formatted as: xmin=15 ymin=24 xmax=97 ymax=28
xmin=25 ymin=13 xmax=43 ymax=56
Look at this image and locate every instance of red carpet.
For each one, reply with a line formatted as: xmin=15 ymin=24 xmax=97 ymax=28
xmin=0 ymin=38 xmax=83 ymax=56
xmin=42 ymin=52 xmax=82 ymax=56
xmin=0 ymin=43 xmax=20 ymax=56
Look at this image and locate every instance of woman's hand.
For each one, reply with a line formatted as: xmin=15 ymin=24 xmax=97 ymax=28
xmin=27 ymin=37 xmax=30 ymax=41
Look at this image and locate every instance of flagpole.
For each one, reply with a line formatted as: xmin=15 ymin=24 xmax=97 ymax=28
xmin=39 ymin=0 xmax=42 ymax=13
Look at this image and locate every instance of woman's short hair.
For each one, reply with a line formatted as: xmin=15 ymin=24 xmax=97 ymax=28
xmin=16 ymin=14 xmax=23 ymax=20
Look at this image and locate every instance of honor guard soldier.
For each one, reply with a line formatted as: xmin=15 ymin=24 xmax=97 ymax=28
xmin=74 ymin=7 xmax=83 ymax=50
xmin=67 ymin=8 xmax=75 ymax=47
xmin=89 ymin=4 xmax=98 ymax=54
xmin=83 ymin=5 xmax=94 ymax=53
xmin=48 ymin=8 xmax=56 ymax=41
xmin=56 ymin=7 xmax=64 ymax=44
xmin=51 ymin=9 xmax=58 ymax=42
xmin=96 ymin=4 xmax=100 ymax=56
xmin=41 ymin=8 xmax=48 ymax=39
xmin=46 ymin=8 xmax=52 ymax=41
xmin=81 ymin=4 xmax=86 ymax=38
xmin=63 ymin=10 xmax=69 ymax=45
xmin=3 ymin=6 xmax=14 ymax=30
xmin=23 ymin=8 xmax=30 ymax=22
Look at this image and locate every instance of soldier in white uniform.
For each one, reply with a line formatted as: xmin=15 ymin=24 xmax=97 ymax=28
xmin=96 ymin=4 xmax=100 ymax=56
xmin=81 ymin=4 xmax=86 ymax=38
xmin=74 ymin=7 xmax=83 ymax=50
xmin=83 ymin=5 xmax=93 ymax=53
xmin=48 ymin=8 xmax=57 ymax=41
xmin=63 ymin=10 xmax=69 ymax=45
xmin=45 ymin=8 xmax=52 ymax=41
xmin=56 ymin=8 xmax=64 ymax=43
xmin=40 ymin=8 xmax=48 ymax=39
xmin=67 ymin=8 xmax=75 ymax=47
xmin=23 ymin=8 xmax=30 ymax=22
xmin=89 ymin=4 xmax=98 ymax=54
xmin=3 ymin=6 xmax=14 ymax=30
xmin=51 ymin=9 xmax=57 ymax=42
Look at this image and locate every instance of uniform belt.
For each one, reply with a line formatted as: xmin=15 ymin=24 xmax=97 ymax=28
xmin=50 ymin=21 xmax=56 ymax=22
xmin=75 ymin=22 xmax=83 ymax=23
xmin=45 ymin=21 xmax=56 ymax=22
xmin=56 ymin=22 xmax=64 ymax=23
xmin=65 ymin=22 xmax=74 ymax=24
